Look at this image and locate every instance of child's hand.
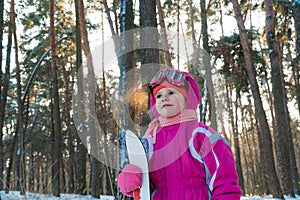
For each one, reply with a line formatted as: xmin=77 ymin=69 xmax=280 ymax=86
xmin=118 ymin=164 xmax=142 ymax=197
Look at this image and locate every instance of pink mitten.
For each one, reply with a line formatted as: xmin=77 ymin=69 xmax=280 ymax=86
xmin=118 ymin=164 xmax=142 ymax=197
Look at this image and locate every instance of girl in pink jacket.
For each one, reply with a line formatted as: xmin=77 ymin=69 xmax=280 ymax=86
xmin=118 ymin=68 xmax=242 ymax=200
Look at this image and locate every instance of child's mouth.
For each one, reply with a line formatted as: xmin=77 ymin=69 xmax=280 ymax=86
xmin=162 ymin=104 xmax=172 ymax=108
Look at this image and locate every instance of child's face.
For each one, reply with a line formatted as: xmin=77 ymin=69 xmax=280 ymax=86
xmin=155 ymin=87 xmax=186 ymax=117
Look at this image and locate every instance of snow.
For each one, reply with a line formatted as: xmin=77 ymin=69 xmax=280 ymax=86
xmin=1 ymin=191 xmax=299 ymax=199
xmin=241 ymin=195 xmax=300 ymax=200
xmin=0 ymin=191 xmax=114 ymax=200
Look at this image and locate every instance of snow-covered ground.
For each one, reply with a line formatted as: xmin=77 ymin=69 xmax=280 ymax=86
xmin=0 ymin=191 xmax=114 ymax=200
xmin=241 ymin=194 xmax=300 ymax=200
xmin=1 ymin=191 xmax=299 ymax=200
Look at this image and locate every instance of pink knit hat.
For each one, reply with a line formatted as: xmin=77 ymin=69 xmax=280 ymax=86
xmin=152 ymin=80 xmax=187 ymax=100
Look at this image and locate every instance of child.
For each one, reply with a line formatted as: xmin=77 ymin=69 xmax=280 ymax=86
xmin=118 ymin=68 xmax=242 ymax=199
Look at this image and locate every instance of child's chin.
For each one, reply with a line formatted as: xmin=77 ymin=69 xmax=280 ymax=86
xmin=164 ymin=112 xmax=180 ymax=118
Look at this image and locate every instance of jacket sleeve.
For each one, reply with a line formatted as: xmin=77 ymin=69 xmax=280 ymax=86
xmin=203 ymin=138 xmax=242 ymax=200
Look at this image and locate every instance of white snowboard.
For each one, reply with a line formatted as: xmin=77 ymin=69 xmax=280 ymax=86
xmin=125 ymin=130 xmax=150 ymax=200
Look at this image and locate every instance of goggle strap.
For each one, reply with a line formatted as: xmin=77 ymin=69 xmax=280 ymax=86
xmin=149 ymin=69 xmax=187 ymax=89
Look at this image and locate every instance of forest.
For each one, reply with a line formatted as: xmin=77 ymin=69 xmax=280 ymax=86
xmin=0 ymin=0 xmax=299 ymax=199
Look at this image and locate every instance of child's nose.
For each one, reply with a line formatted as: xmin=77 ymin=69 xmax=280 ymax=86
xmin=161 ymin=95 xmax=168 ymax=101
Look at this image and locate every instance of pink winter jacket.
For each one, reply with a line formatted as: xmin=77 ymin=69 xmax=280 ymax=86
xmin=144 ymin=70 xmax=242 ymax=199
xmin=144 ymin=121 xmax=242 ymax=200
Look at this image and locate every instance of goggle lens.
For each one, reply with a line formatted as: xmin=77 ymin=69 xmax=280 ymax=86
xmin=149 ymin=69 xmax=186 ymax=89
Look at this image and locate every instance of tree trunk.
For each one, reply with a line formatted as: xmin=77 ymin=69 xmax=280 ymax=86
xmin=217 ymin=1 xmax=224 ymax=36
xmin=242 ymin=111 xmax=257 ymax=194
xmin=75 ymin=134 xmax=87 ymax=195
xmin=156 ymin=0 xmax=172 ymax=67
xmin=281 ymin=36 xmax=300 ymax=195
xmin=62 ymin=63 xmax=75 ymax=193
xmin=102 ymin=0 xmax=117 ymax=36
xmin=231 ymin=0 xmax=282 ymax=197
xmin=187 ymin=0 xmax=203 ymax=123
xmin=91 ymin=155 xmax=101 ymax=198
xmin=78 ymin=0 xmax=101 ymax=197
xmin=188 ymin=0 xmax=198 ymax=72
xmin=5 ymin=134 xmax=17 ymax=193
xmin=140 ymin=0 xmax=158 ymax=65
xmin=12 ymin=0 xmax=25 ymax=194
xmin=245 ymin=95 xmax=264 ymax=195
xmin=50 ymin=0 xmax=62 ymax=196
xmin=99 ymin=70 xmax=114 ymax=195
xmin=25 ymin=96 xmax=39 ymax=192
xmin=199 ymin=0 xmax=218 ymax=130
xmin=117 ymin=1 xmax=135 ymax=199
xmin=118 ymin=0 xmax=135 ymax=160
xmin=113 ymin=0 xmax=119 ymax=35
xmin=264 ymin=0 xmax=294 ymax=196
xmin=292 ymin=3 xmax=300 ymax=171
xmin=73 ymin=0 xmax=87 ymax=194
xmin=225 ymin=75 xmax=245 ymax=193
xmin=29 ymin=147 xmax=34 ymax=192
xmin=139 ymin=0 xmax=159 ymax=129
xmin=293 ymin=0 xmax=300 ymax=110
xmin=234 ymin=91 xmax=245 ymax=193
xmin=254 ymin=116 xmax=267 ymax=195
xmin=0 ymin=2 xmax=4 ymax=191
xmin=0 ymin=0 xmax=4 ymax=92
xmin=282 ymin=71 xmax=300 ymax=195
xmin=0 ymin=0 xmax=12 ymax=192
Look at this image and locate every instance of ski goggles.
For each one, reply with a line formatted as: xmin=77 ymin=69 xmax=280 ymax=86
xmin=149 ymin=69 xmax=187 ymax=89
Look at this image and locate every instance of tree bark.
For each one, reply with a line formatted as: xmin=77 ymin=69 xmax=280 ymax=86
xmin=118 ymin=0 xmax=134 ymax=156
xmin=234 ymin=91 xmax=245 ymax=193
xmin=75 ymin=134 xmax=87 ymax=195
xmin=242 ymin=107 xmax=257 ymax=194
xmin=139 ymin=0 xmax=159 ymax=129
xmin=73 ymin=0 xmax=87 ymax=195
xmin=117 ymin=1 xmax=135 ymax=199
xmin=293 ymin=0 xmax=300 ymax=61
xmin=264 ymin=0 xmax=294 ymax=196
xmin=292 ymin=0 xmax=300 ymax=134
xmin=156 ymin=0 xmax=172 ymax=67
xmin=0 ymin=0 xmax=12 ymax=192
xmin=0 ymin=0 xmax=6 ymax=191
xmin=140 ymin=0 xmax=159 ymax=65
xmin=0 ymin=0 xmax=4 ymax=191
xmin=199 ymin=0 xmax=218 ymax=130
xmin=78 ymin=0 xmax=101 ymax=197
xmin=29 ymin=146 xmax=34 ymax=192
xmin=233 ymin=92 xmax=245 ymax=194
xmin=98 ymin=70 xmax=114 ymax=195
xmin=231 ymin=0 xmax=282 ymax=197
xmin=225 ymin=74 xmax=245 ymax=193
xmin=12 ymin=0 xmax=25 ymax=194
xmin=62 ymin=63 xmax=75 ymax=193
xmin=0 ymin=1 xmax=5 ymax=186
xmin=102 ymin=0 xmax=117 ymax=36
xmin=292 ymin=3 xmax=300 ymax=194
xmin=50 ymin=0 xmax=62 ymax=196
